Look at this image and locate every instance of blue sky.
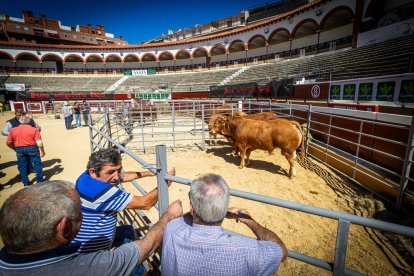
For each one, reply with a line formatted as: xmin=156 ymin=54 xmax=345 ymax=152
xmin=1 ymin=0 xmax=267 ymax=44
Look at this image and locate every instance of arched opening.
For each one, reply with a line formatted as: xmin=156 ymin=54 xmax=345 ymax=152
xmin=268 ymin=29 xmax=290 ymax=57
xmin=42 ymin=54 xmax=64 ymax=73
xmin=123 ymin=54 xmax=140 ymax=70
xmin=141 ymin=53 xmax=157 ymax=69
xmin=291 ymin=19 xmax=319 ymax=56
xmin=319 ymin=6 xmax=354 ymax=51
xmin=159 ymin=51 xmax=174 ymax=69
xmin=15 ymin=52 xmax=41 ymax=71
xmin=228 ymin=40 xmax=247 ymax=66
xmin=0 ymin=51 xmax=15 ymax=70
xmin=85 ymin=55 xmax=104 ymax=72
xmin=247 ymin=35 xmax=268 ymax=62
xmin=192 ymin=47 xmax=209 ymax=68
xmin=64 ymin=54 xmax=84 ymax=72
xmin=105 ymin=55 xmax=122 ymax=71
xmin=210 ymin=44 xmax=227 ymax=67
xmin=175 ymin=50 xmax=191 ymax=70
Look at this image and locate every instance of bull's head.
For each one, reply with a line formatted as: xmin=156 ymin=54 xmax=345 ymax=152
xmin=214 ymin=116 xmax=230 ymax=136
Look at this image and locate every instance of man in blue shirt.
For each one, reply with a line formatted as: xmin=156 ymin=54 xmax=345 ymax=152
xmin=73 ymin=148 xmax=175 ymax=253
xmin=161 ymin=173 xmax=288 ymax=275
xmin=0 ymin=180 xmax=183 ymax=276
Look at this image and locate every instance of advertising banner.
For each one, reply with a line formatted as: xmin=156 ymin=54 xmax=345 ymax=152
xmin=209 ymin=79 xmax=293 ymax=98
xmin=5 ymin=83 xmax=25 ymax=91
xmin=399 ymin=79 xmax=414 ymax=102
xmin=16 ymin=92 xmax=115 ymax=101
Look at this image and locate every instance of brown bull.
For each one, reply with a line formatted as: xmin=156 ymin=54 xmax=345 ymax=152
xmin=216 ymin=116 xmax=304 ymax=178
xmin=209 ymin=112 xmax=278 ymax=149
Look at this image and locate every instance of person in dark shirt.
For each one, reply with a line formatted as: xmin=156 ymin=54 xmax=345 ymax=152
xmin=2 ymin=109 xmax=41 ymax=136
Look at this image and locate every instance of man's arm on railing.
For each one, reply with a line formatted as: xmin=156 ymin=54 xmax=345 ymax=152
xmin=226 ymin=207 xmax=288 ymax=261
xmin=134 ymin=200 xmax=183 ymax=264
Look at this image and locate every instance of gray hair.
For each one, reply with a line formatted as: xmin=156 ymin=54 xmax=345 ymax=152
xmin=18 ymin=116 xmax=31 ymax=125
xmin=189 ymin=173 xmax=230 ymax=224
xmin=0 ymin=180 xmax=79 ymax=253
xmin=87 ymin=148 xmax=122 ymax=175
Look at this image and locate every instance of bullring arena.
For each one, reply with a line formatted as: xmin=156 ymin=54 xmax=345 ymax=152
xmin=1 ymin=0 xmax=414 ymax=275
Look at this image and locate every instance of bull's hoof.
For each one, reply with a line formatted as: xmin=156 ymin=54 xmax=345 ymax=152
xmin=238 ymin=166 xmax=244 ymax=169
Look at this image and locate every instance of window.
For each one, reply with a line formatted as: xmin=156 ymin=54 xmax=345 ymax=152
xmin=64 ymin=34 xmax=68 ymax=38
xmin=227 ymin=20 xmax=232 ymax=27
xmin=73 ymin=34 xmax=77 ymax=38
xmin=90 ymin=38 xmax=94 ymax=42
xmin=82 ymin=36 xmax=86 ymax=41
xmin=15 ymin=25 xmax=21 ymax=31
xmin=241 ymin=17 xmax=245 ymax=24
xmin=23 ymin=26 xmax=29 ymax=31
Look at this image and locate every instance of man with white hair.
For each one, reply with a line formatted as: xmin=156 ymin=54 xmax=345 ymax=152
xmin=161 ymin=173 xmax=288 ymax=275
xmin=6 ymin=115 xmax=45 ymax=186
xmin=2 ymin=108 xmax=41 ymax=136
xmin=62 ymin=101 xmax=73 ymax=130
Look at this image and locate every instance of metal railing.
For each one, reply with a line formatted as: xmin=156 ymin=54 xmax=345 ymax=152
xmin=88 ymin=121 xmax=414 ymax=275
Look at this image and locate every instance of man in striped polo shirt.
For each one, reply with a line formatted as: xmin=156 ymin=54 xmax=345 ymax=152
xmin=72 ymin=148 xmax=175 ymax=253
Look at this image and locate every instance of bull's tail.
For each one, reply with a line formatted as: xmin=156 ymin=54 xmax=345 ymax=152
xmin=291 ymin=120 xmax=305 ymax=161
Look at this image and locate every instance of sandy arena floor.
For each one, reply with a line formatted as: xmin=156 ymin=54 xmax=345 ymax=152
xmin=0 ymin=111 xmax=412 ymax=275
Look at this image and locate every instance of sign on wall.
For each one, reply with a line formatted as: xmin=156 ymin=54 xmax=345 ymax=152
xmin=399 ymin=79 xmax=414 ymax=102
xmin=376 ymin=81 xmax=395 ymax=101
xmin=358 ymin=83 xmax=373 ymax=101
xmin=5 ymin=83 xmax=25 ymax=91
xmin=329 ymin=76 xmax=414 ymax=103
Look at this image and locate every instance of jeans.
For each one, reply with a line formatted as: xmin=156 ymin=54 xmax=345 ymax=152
xmin=113 ymin=225 xmax=145 ymax=276
xmin=82 ymin=113 xmax=90 ymax=126
xmin=16 ymin=146 xmax=44 ymax=186
xmin=75 ymin=114 xmax=82 ymax=127
xmin=64 ymin=115 xmax=73 ymax=129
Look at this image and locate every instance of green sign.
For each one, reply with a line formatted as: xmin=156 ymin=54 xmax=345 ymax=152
xmin=343 ymin=84 xmax=356 ymax=100
xmin=376 ymin=81 xmax=395 ymax=101
xmin=358 ymin=83 xmax=373 ymax=101
xmin=147 ymin=69 xmax=157 ymax=75
xmin=136 ymin=93 xmax=169 ymax=99
xmin=399 ymin=79 xmax=414 ymax=103
xmin=330 ymin=85 xmax=341 ymax=100
xmin=123 ymin=70 xmax=132 ymax=76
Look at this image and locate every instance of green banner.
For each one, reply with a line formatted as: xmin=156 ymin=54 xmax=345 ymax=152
xmin=147 ymin=69 xmax=157 ymax=75
xmin=358 ymin=83 xmax=373 ymax=101
xmin=376 ymin=81 xmax=395 ymax=101
xmin=343 ymin=84 xmax=356 ymax=100
xmin=399 ymin=79 xmax=414 ymax=103
xmin=330 ymin=85 xmax=341 ymax=100
xmin=123 ymin=70 xmax=132 ymax=76
xmin=136 ymin=93 xmax=169 ymax=99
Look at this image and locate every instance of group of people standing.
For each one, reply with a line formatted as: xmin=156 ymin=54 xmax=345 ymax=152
xmin=62 ymin=100 xmax=91 ymax=130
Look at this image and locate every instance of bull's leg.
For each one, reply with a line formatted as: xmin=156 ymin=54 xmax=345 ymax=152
xmin=238 ymin=146 xmax=246 ymax=169
xmin=209 ymin=132 xmax=217 ymax=145
xmin=245 ymin=149 xmax=253 ymax=167
xmin=282 ymin=149 xmax=297 ymax=178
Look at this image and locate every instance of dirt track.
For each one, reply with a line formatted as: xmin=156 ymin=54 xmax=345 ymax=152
xmin=0 ymin=112 xmax=412 ymax=275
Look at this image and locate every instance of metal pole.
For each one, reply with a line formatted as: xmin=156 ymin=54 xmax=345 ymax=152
xmin=305 ymin=105 xmax=312 ymax=157
xmin=396 ymin=115 xmax=414 ymax=209
xmin=156 ymin=145 xmax=169 ymax=217
xmin=352 ymin=121 xmax=363 ymax=179
xmin=201 ymin=104 xmax=206 ymax=150
xmin=333 ymin=219 xmax=350 ymax=276
xmin=172 ymin=104 xmax=176 ymax=148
